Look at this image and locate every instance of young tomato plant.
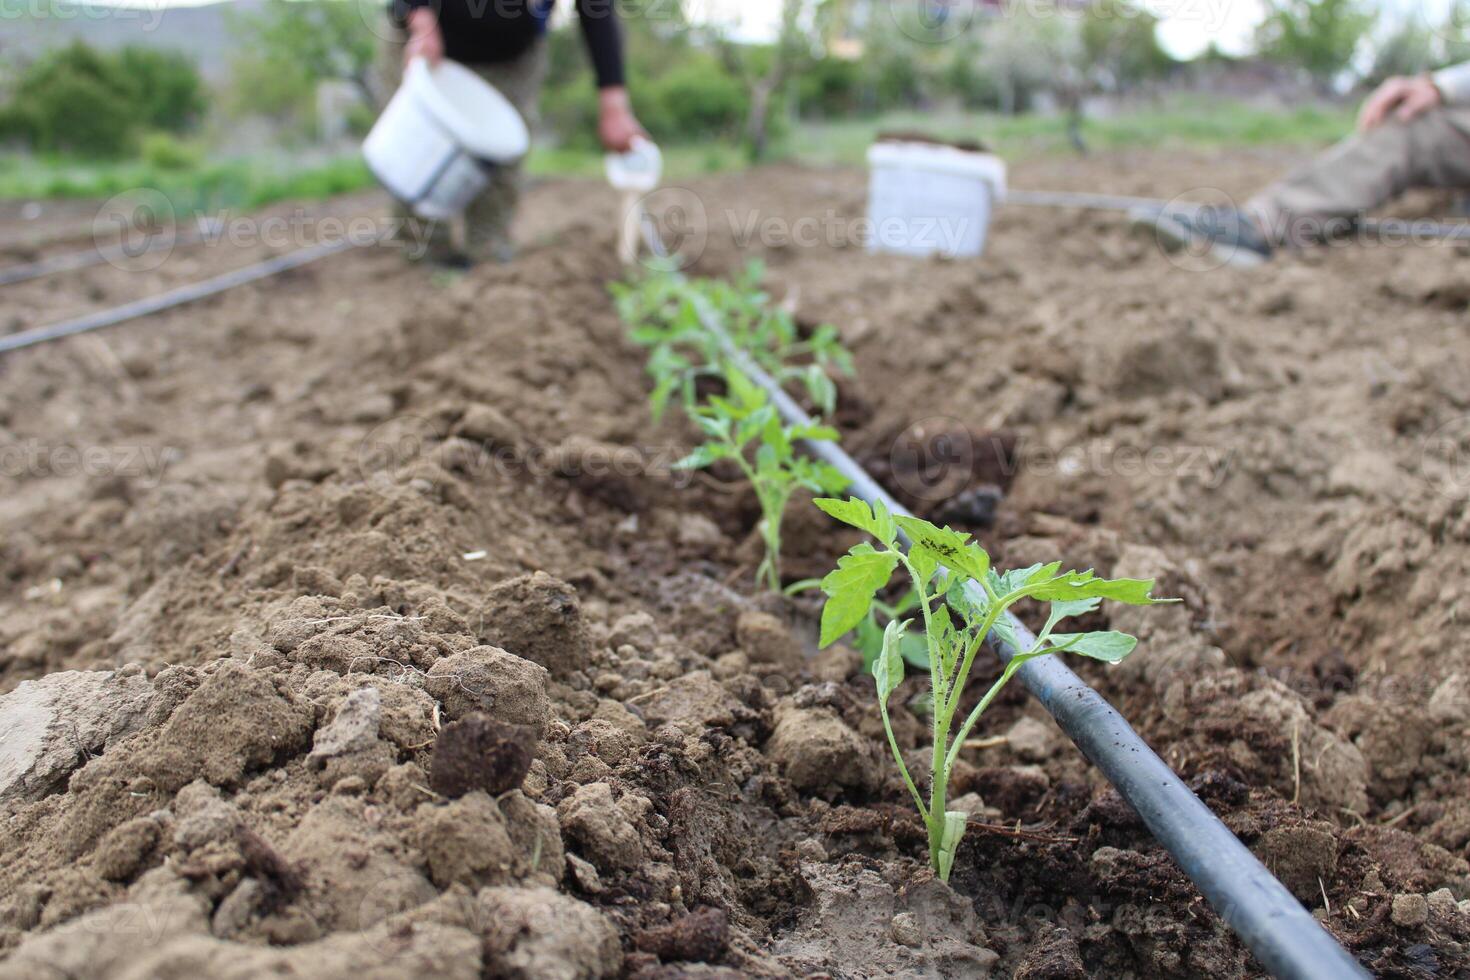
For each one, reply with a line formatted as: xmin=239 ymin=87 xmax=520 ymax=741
xmin=813 ymin=496 xmax=1174 ymax=881
xmin=611 ymin=261 xmax=852 ymax=421
xmin=676 ymin=367 xmax=849 ymax=591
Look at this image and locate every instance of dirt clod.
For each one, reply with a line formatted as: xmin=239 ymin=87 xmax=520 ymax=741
xmin=1393 ymin=893 xmax=1430 ymax=928
xmin=634 ymin=906 xmax=730 ymax=963
xmin=767 ymin=701 xmax=880 ymax=796
xmin=557 ymin=781 xmax=646 ymax=872
xmin=429 ymin=715 xmax=535 ymax=798
xmin=477 ymin=572 xmax=590 ymax=678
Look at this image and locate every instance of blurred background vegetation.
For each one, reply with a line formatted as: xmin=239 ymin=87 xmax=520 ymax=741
xmin=1 ymin=0 xmax=1469 ymax=211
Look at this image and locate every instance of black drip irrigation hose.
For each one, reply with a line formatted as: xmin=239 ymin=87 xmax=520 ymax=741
xmin=1006 ymin=188 xmax=1470 ymax=242
xmin=0 ymin=219 xmax=225 ymax=288
xmin=637 ymin=217 xmax=1369 ymax=979
xmin=0 ymin=237 xmax=360 ymax=356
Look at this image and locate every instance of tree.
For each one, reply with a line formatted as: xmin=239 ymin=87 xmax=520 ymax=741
xmin=1081 ymin=0 xmax=1174 ymax=92
xmin=0 ymin=42 xmax=205 ymax=156
xmin=706 ymin=0 xmax=838 ymax=161
xmin=1256 ymin=0 xmax=1376 ymax=92
xmin=227 ymin=0 xmax=378 ymax=122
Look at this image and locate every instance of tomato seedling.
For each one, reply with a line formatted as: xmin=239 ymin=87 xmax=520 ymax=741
xmin=676 ymin=366 xmax=849 ymax=591
xmin=612 ymin=261 xmax=852 ymax=421
xmin=813 ymin=495 xmax=1175 ymax=881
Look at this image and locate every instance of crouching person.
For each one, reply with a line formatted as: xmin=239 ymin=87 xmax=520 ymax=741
xmin=380 ymin=0 xmax=646 ymax=266
xmin=1149 ymin=65 xmax=1470 ymax=265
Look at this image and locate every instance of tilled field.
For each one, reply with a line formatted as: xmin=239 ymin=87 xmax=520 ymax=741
xmin=1 ymin=151 xmax=1468 ymax=978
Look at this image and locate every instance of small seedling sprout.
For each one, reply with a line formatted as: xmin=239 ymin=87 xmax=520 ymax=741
xmin=813 ymin=495 xmax=1175 ymax=881
xmin=614 ymin=261 xmax=854 ymax=593
xmin=675 ymin=366 xmax=849 ymax=590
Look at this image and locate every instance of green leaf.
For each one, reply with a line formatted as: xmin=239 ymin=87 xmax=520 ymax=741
xmin=929 ymin=604 xmax=959 ymax=676
xmin=804 ymin=365 xmax=837 ymax=416
xmin=789 ymin=423 xmax=841 ymax=443
xmin=819 ymin=544 xmax=901 ymax=647
xmin=909 ymin=545 xmax=938 ymax=589
xmin=672 ymin=444 xmax=731 ymax=470
xmin=936 ymin=810 xmax=968 ymax=882
xmin=989 ymin=614 xmax=1023 ymax=654
xmin=854 ymin=614 xmax=884 ymax=671
xmin=1026 ymin=572 xmax=1173 ymax=606
xmin=894 ymin=516 xmax=990 ymax=583
xmin=1043 ymin=597 xmax=1101 ymax=635
xmin=648 ymin=376 xmax=676 ymax=422
xmin=1048 ymin=630 xmax=1139 ymax=663
xmin=692 ymin=413 xmax=732 ymax=441
xmin=813 ymin=497 xmax=899 ymax=547
xmin=872 ymin=617 xmax=910 ymax=703
xmin=760 ymin=411 xmax=791 ymax=458
xmin=899 ymin=629 xmax=932 ymax=670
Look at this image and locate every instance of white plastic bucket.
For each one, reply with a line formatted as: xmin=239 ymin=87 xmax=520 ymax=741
xmin=363 ymin=58 xmax=530 ymax=221
xmin=866 ymin=140 xmax=1007 ymax=259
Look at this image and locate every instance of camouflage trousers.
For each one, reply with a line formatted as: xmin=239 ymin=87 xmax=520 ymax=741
xmin=1246 ymin=107 xmax=1470 ymax=244
xmin=377 ymin=29 xmax=547 ymax=263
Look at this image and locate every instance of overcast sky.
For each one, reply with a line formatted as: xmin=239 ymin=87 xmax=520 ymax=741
xmin=71 ymin=0 xmax=1463 ymax=62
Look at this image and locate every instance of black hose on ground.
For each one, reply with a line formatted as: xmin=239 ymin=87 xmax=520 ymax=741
xmin=660 ymin=259 xmax=1369 ymax=978
xmin=0 ymin=219 xmax=225 ymax=289
xmin=0 ymin=238 xmax=359 ymax=356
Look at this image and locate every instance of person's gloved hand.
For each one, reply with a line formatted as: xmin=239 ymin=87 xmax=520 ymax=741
xmin=598 ymin=87 xmax=648 ymax=153
xmin=1358 ymin=75 xmax=1443 ymax=132
xmin=404 ymin=8 xmax=445 ymax=67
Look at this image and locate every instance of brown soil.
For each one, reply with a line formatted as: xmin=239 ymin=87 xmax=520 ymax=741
xmin=2 ymin=151 xmax=1468 ymax=978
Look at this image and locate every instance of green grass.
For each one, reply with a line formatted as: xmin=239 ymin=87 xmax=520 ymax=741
xmin=0 ymin=97 xmax=1355 ymax=207
xmin=0 ymin=154 xmax=374 ymax=212
xmin=783 ymin=97 xmax=1357 ymax=166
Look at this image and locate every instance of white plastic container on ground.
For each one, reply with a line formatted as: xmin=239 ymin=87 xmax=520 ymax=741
xmin=363 ymin=58 xmax=529 ymax=221
xmin=865 ymin=140 xmax=1007 ymax=259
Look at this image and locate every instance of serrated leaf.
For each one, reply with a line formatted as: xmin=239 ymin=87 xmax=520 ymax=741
xmin=872 ymin=617 xmax=910 ymax=703
xmin=819 ymin=544 xmax=901 ymax=647
xmin=1048 ymin=630 xmax=1138 ymax=663
xmin=909 ymin=545 xmax=938 ymax=589
xmin=1027 ymin=573 xmax=1171 ymax=606
xmin=813 ymin=497 xmax=898 ymax=547
xmin=894 ymin=516 xmax=990 ymax=583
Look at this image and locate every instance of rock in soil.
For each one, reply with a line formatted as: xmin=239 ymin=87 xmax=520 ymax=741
xmin=0 ymin=666 xmax=154 ymax=805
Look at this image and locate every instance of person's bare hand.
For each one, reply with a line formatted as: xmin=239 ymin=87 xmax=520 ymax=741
xmin=405 ymin=8 xmax=444 ymax=67
xmin=1358 ymin=75 xmax=1442 ymax=132
xmin=597 ymin=87 xmax=647 ymax=153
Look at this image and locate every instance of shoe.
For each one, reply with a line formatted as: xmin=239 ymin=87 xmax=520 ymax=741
xmin=1135 ymin=205 xmax=1273 ymax=267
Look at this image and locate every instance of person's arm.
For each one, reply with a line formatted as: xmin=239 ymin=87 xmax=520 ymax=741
xmin=1433 ymin=62 xmax=1470 ymax=107
xmin=576 ymin=0 xmax=646 ymax=152
xmin=1358 ymin=73 xmax=1444 ymax=131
